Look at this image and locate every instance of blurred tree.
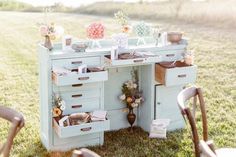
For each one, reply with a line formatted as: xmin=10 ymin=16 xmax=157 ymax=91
xmin=170 ymin=0 xmax=186 ymax=18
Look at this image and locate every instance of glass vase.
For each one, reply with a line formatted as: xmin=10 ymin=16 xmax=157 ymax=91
xmin=44 ymin=35 xmax=53 ymax=51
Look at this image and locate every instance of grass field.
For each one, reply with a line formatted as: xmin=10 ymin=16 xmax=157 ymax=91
xmin=77 ymin=0 xmax=236 ymax=29
xmin=0 ymin=11 xmax=235 ymax=157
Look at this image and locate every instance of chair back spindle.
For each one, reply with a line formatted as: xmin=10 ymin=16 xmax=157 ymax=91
xmin=177 ymin=87 xmax=209 ymax=157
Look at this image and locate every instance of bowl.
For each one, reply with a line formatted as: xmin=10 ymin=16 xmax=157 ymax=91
xmin=72 ymin=43 xmax=88 ymax=52
xmin=167 ymin=32 xmax=182 ymax=44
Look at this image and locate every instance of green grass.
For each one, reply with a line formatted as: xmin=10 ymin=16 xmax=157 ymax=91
xmin=0 ymin=11 xmax=235 ymax=157
xmin=0 ymin=0 xmax=32 ymax=11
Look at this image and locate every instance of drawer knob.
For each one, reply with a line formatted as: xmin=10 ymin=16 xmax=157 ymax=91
xmin=166 ymin=54 xmax=175 ymax=57
xmin=72 ymin=84 xmax=83 ymax=87
xmin=133 ymin=59 xmax=144 ymax=63
xmin=157 ymin=102 xmax=161 ymax=105
xmin=72 ymin=94 xmax=82 ymax=98
xmin=71 ymin=61 xmax=82 ymax=64
xmin=78 ymin=77 xmax=90 ymax=80
xmin=81 ymin=127 xmax=92 ymax=131
xmin=71 ymin=105 xmax=82 ymax=108
xmin=178 ymin=74 xmax=187 ymax=78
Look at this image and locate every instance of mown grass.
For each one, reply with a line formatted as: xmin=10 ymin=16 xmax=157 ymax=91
xmin=0 ymin=11 xmax=235 ymax=157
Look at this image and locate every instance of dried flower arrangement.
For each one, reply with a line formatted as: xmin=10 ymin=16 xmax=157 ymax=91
xmin=114 ymin=10 xmax=131 ymax=33
xmin=119 ymin=69 xmax=143 ymax=109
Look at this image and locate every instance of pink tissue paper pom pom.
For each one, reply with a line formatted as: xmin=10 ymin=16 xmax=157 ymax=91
xmin=40 ymin=25 xmax=48 ymax=36
xmin=87 ymin=23 xmax=105 ymax=39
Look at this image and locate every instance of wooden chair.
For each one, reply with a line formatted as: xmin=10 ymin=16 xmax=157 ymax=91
xmin=72 ymin=148 xmax=100 ymax=157
xmin=0 ymin=106 xmax=25 ymax=157
xmin=177 ymin=86 xmax=236 ymax=157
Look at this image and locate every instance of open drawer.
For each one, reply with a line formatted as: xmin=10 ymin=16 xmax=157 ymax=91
xmin=52 ymin=71 xmax=108 ymax=86
xmin=104 ymin=55 xmax=162 ymax=67
xmin=155 ymin=61 xmax=197 ymax=86
xmin=53 ymin=118 xmax=110 ymax=138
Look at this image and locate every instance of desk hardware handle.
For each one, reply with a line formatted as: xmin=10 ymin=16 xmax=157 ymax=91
xmin=133 ymin=59 xmax=144 ymax=63
xmin=178 ymin=74 xmax=187 ymax=78
xmin=157 ymin=102 xmax=161 ymax=105
xmin=78 ymin=77 xmax=90 ymax=80
xmin=72 ymin=94 xmax=82 ymax=98
xmin=71 ymin=61 xmax=82 ymax=64
xmin=72 ymin=84 xmax=83 ymax=87
xmin=166 ymin=54 xmax=175 ymax=57
xmin=72 ymin=105 xmax=82 ymax=108
xmin=81 ymin=127 xmax=92 ymax=131
xmin=71 ymin=69 xmax=77 ymax=72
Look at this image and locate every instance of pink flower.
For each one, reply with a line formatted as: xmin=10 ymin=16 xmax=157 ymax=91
xmin=40 ymin=25 xmax=48 ymax=36
xmin=87 ymin=23 xmax=105 ymax=39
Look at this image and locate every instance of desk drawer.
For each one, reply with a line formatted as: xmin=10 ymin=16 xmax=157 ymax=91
xmin=53 ymin=82 xmax=102 ymax=93
xmin=104 ymin=55 xmax=162 ymax=67
xmin=53 ymin=119 xmax=110 ymax=138
xmin=60 ymin=89 xmax=101 ymax=101
xmin=52 ymin=71 xmax=108 ymax=86
xmin=52 ymin=57 xmax=101 ymax=69
xmin=62 ymin=98 xmax=101 ymax=115
xmin=155 ymin=62 xmax=197 ymax=86
xmin=160 ymin=51 xmax=184 ymax=62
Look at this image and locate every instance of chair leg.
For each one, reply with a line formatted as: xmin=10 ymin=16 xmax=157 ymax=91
xmin=3 ymin=121 xmax=20 ymax=157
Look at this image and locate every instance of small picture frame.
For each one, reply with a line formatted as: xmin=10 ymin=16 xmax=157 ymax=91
xmin=62 ymin=35 xmax=73 ymax=51
xmin=78 ymin=64 xmax=87 ymax=74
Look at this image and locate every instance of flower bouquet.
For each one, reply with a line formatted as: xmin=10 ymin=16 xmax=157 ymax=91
xmin=114 ymin=10 xmax=131 ymax=33
xmin=39 ymin=23 xmax=64 ymax=51
xmin=52 ymin=94 xmax=66 ymax=118
xmin=86 ymin=22 xmax=105 ymax=48
xmin=119 ymin=69 xmax=143 ymax=132
xmin=133 ymin=21 xmax=151 ymax=46
xmin=112 ymin=33 xmax=128 ymax=50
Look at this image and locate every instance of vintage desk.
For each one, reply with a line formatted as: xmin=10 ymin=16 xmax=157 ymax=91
xmin=38 ymin=37 xmax=197 ymax=150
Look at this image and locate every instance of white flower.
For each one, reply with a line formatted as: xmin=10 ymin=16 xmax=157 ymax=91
xmin=54 ymin=26 xmax=64 ymax=37
xmin=131 ymin=103 xmax=138 ymax=108
xmin=126 ymin=80 xmax=137 ymax=89
xmin=119 ymin=94 xmax=126 ymax=100
xmin=60 ymin=104 xmax=66 ymax=111
xmin=135 ymin=98 xmax=141 ymax=104
xmin=60 ymin=100 xmax=66 ymax=110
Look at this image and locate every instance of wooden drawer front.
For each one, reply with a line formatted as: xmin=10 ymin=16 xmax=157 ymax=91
xmin=53 ymin=119 xmax=110 ymax=138
xmin=160 ymin=51 xmax=184 ymax=62
xmin=53 ymin=82 xmax=102 ymax=92
xmin=62 ymin=98 xmax=101 ymax=115
xmin=155 ymin=64 xmax=197 ymax=86
xmin=52 ymin=71 xmax=108 ymax=86
xmin=60 ymin=89 xmax=101 ymax=101
xmin=104 ymin=55 xmax=162 ymax=67
xmin=52 ymin=57 xmax=101 ymax=69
